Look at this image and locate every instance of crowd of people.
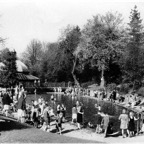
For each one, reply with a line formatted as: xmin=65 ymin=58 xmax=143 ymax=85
xmin=0 ymin=86 xmax=66 ymax=135
xmin=93 ymin=89 xmax=144 ymax=109
xmin=0 ymin=85 xmax=144 ymax=138
xmin=64 ymin=86 xmax=144 ymax=138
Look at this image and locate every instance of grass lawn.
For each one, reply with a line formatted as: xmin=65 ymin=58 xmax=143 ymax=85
xmin=0 ymin=115 xmax=99 ymax=143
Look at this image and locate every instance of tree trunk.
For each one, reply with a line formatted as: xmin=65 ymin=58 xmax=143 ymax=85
xmin=71 ymin=56 xmax=80 ymax=87
xmin=100 ymin=65 xmax=105 ymax=88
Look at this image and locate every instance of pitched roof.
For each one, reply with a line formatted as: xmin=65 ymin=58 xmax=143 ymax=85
xmin=16 ymin=60 xmax=28 ymax=72
xmin=17 ymin=73 xmax=39 ymax=81
xmin=0 ymin=60 xmax=29 ymax=73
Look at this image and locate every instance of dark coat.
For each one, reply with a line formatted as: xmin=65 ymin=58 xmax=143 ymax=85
xmin=17 ymin=94 xmax=26 ymax=110
xmin=2 ymin=93 xmax=12 ymax=105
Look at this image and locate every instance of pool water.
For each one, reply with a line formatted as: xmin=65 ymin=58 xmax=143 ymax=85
xmin=26 ymin=93 xmax=138 ymax=132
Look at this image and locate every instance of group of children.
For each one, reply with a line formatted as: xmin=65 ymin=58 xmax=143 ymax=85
xmin=25 ymin=97 xmax=66 ymax=135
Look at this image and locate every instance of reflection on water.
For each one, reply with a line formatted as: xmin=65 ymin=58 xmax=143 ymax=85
xmin=26 ymin=93 xmax=134 ymax=132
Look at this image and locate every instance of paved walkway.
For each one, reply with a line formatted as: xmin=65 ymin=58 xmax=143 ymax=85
xmin=0 ymin=114 xmax=97 ymax=143
xmin=1 ymin=112 xmax=144 ymax=143
xmin=60 ymin=122 xmax=144 ymax=143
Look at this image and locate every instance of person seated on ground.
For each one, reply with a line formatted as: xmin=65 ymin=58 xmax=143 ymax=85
xmin=55 ymin=112 xmax=63 ymax=135
xmin=88 ymin=122 xmax=94 ymax=128
xmin=107 ymin=122 xmax=114 ymax=135
xmin=72 ymin=104 xmax=77 ymax=123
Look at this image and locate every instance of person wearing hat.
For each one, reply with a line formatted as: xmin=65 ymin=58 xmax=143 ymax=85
xmin=17 ymin=91 xmax=26 ymax=123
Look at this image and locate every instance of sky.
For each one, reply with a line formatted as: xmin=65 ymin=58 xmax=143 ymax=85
xmin=0 ymin=0 xmax=144 ymax=56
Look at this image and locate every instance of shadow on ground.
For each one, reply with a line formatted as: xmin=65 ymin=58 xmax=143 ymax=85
xmin=0 ymin=115 xmax=31 ymax=132
xmin=61 ymin=128 xmax=76 ymax=134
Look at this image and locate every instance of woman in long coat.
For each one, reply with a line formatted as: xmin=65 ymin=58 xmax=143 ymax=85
xmin=77 ymin=103 xmax=84 ymax=129
xmin=119 ymin=109 xmax=129 ymax=138
xmin=17 ymin=91 xmax=26 ymax=123
xmin=128 ymin=111 xmax=138 ymax=137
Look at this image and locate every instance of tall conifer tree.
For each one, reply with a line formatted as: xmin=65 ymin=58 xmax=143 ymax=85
xmin=124 ymin=5 xmax=144 ymax=86
xmin=3 ymin=50 xmax=17 ymax=87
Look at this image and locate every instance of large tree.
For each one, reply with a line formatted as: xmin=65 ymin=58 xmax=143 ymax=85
xmin=80 ymin=12 xmax=125 ymax=85
xmin=0 ymin=48 xmax=10 ymax=62
xmin=40 ymin=42 xmax=59 ymax=82
xmin=56 ymin=25 xmax=81 ymax=85
xmin=22 ymin=39 xmax=43 ymax=76
xmin=122 ymin=6 xmax=144 ymax=86
xmin=1 ymin=50 xmax=17 ymax=87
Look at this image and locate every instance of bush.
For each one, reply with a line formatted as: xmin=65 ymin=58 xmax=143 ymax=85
xmin=137 ymin=87 xmax=144 ymax=97
xmin=106 ymin=83 xmax=117 ymax=91
xmin=119 ymin=83 xmax=130 ymax=94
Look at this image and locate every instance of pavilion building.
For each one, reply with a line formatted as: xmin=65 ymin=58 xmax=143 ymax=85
xmin=0 ymin=60 xmax=39 ymax=88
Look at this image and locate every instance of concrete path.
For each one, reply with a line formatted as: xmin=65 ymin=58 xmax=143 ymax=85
xmin=1 ymin=112 xmax=144 ymax=143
